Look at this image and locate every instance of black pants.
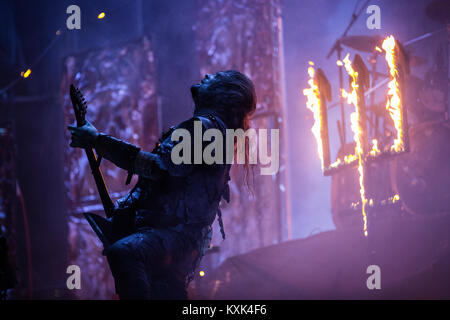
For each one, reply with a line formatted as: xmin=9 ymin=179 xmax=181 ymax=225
xmin=106 ymin=228 xmax=194 ymax=300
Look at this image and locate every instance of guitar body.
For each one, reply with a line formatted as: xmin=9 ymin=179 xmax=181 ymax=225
xmin=83 ymin=212 xmax=113 ymax=247
xmin=84 ymin=209 xmax=135 ymax=249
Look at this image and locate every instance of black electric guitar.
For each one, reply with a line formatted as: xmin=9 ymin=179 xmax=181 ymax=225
xmin=69 ymin=84 xmax=129 ymax=249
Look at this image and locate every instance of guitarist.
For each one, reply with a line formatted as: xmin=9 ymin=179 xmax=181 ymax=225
xmin=67 ymin=70 xmax=256 ymax=299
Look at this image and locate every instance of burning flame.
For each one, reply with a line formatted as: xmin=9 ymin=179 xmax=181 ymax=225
xmin=341 ymin=54 xmax=358 ymax=107
xmin=341 ymin=54 xmax=368 ymax=237
xmin=304 ymin=37 xmax=405 ymax=238
xmin=304 ymin=59 xmax=359 ymax=171
xmin=329 ymin=153 xmax=358 ymax=169
xmin=382 ymin=35 xmax=403 ymax=152
xmin=303 ymin=63 xmax=325 ymax=170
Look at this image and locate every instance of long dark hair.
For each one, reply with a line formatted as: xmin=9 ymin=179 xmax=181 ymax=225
xmin=193 ymin=70 xmax=257 ymax=130
xmin=192 ymin=70 xmax=257 ymax=187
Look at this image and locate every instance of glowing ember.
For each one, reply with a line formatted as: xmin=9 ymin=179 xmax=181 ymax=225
xmin=21 ymin=69 xmax=32 ymax=78
xmin=329 ymin=153 xmax=358 ymax=169
xmin=392 ymin=194 xmax=400 ymax=203
xmin=329 ymin=158 xmax=341 ymax=168
xmin=382 ymin=35 xmax=403 ymax=152
xmin=303 ymin=64 xmax=325 ymax=170
xmin=342 ymin=54 xmax=369 ymax=237
xmin=369 ymin=139 xmax=380 ymax=157
xmin=344 ymin=154 xmax=357 ymax=163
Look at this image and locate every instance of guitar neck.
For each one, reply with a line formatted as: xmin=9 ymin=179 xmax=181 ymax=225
xmin=70 ymin=84 xmax=114 ymax=218
xmin=84 ymin=147 xmax=115 ymax=218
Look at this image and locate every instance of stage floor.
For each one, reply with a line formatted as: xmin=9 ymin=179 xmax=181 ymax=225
xmin=196 ymin=212 xmax=450 ymax=299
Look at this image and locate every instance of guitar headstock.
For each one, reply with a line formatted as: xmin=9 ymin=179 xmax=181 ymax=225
xmin=69 ymin=84 xmax=87 ymax=127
